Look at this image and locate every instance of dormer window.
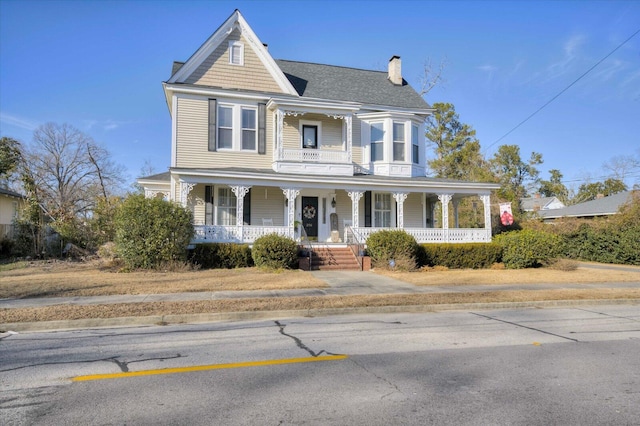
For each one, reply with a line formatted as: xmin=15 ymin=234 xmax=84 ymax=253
xmin=229 ymin=41 xmax=244 ymax=66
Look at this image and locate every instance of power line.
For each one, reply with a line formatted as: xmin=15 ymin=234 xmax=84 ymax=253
xmin=484 ymin=27 xmax=640 ymax=153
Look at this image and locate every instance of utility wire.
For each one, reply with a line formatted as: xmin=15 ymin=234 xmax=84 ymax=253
xmin=484 ymin=27 xmax=640 ymax=153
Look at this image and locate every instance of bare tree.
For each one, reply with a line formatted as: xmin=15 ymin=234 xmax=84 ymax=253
xmin=22 ymin=122 xmax=125 ymax=220
xmin=419 ymin=57 xmax=447 ymax=98
xmin=602 ymin=154 xmax=640 ymax=185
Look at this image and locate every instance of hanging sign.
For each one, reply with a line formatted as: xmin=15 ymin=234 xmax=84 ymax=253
xmin=500 ymin=202 xmax=514 ymax=226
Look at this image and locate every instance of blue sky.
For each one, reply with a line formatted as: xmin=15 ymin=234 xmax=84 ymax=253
xmin=1 ymin=0 xmax=639 ymax=190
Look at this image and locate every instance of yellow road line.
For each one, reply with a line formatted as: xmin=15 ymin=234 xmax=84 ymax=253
xmin=72 ymin=354 xmax=348 ymax=382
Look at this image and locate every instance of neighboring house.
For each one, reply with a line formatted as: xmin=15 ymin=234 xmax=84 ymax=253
xmin=139 ymin=10 xmax=499 ymax=245
xmin=0 ymin=187 xmax=24 ymax=239
xmin=520 ymin=195 xmax=565 ymax=212
xmin=537 ymin=191 xmax=635 ymax=221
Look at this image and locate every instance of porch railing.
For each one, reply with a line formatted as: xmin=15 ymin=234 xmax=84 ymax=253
xmin=280 ymin=148 xmax=349 ymax=163
xmin=351 ymin=227 xmax=491 ymax=243
xmin=193 ymin=225 xmax=293 ymax=244
xmin=192 ymin=225 xmax=491 ymax=244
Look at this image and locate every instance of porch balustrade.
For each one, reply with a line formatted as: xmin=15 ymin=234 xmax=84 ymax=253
xmin=192 ymin=225 xmax=293 ymax=243
xmin=193 ymin=225 xmax=490 ymax=244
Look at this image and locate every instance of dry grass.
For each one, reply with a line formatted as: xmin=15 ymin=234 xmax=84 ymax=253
xmin=378 ymin=265 xmax=640 ymax=286
xmin=2 ymin=288 xmax=640 ymax=323
xmin=2 ymin=260 xmax=640 ymax=324
xmin=0 ymin=260 xmax=327 ymax=299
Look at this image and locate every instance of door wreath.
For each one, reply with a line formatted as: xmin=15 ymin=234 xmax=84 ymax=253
xmin=303 ymin=205 xmax=317 ymax=219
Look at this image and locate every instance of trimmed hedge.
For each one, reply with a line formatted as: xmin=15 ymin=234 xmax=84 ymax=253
xmin=251 ymin=233 xmax=298 ymax=269
xmin=190 ymin=243 xmax=253 ymax=269
xmin=366 ymin=229 xmax=419 ymax=271
xmin=493 ymin=229 xmax=562 ymax=269
xmin=421 ymin=243 xmax=502 ymax=269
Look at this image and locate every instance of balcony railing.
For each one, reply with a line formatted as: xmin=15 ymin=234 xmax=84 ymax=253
xmin=351 ymin=227 xmax=492 ymax=243
xmin=280 ymin=148 xmax=350 ymax=163
xmin=193 ymin=225 xmax=293 ymax=244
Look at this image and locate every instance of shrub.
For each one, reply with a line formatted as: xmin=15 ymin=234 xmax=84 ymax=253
xmin=422 ymin=243 xmax=502 ymax=269
xmin=191 ymin=243 xmax=253 ymax=269
xmin=366 ymin=230 xmax=419 ymax=271
xmin=251 ymin=234 xmax=298 ymax=269
xmin=546 ymin=258 xmax=579 ymax=271
xmin=0 ymin=237 xmax=14 ymax=258
xmin=493 ymin=229 xmax=562 ymax=269
xmin=114 ymin=195 xmax=193 ymax=270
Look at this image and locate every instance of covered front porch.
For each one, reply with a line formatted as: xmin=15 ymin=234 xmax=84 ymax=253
xmin=159 ymin=172 xmax=496 ymax=245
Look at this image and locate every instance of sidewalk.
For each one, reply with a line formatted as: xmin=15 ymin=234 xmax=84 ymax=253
xmin=2 ymin=267 xmax=639 ymax=310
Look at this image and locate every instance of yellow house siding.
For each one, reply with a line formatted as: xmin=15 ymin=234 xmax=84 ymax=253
xmin=403 ymin=193 xmax=423 ymax=227
xmin=282 ymin=113 xmax=345 ymax=151
xmin=250 ymin=186 xmax=285 ymax=226
xmin=351 ymin=115 xmax=363 ymax=167
xmin=175 ymin=96 xmax=273 ymax=170
xmin=185 ymin=30 xmax=284 ymax=94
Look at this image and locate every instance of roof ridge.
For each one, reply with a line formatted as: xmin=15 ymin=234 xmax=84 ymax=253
xmin=275 ymin=59 xmax=386 ymax=74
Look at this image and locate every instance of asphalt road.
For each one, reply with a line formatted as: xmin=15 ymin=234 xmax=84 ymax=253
xmin=2 ymin=305 xmax=639 ymax=425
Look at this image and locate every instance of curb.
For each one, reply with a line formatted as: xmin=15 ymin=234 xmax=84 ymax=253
xmin=2 ymin=298 xmax=639 ymax=333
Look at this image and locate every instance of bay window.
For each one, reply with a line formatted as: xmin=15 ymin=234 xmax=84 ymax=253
xmin=370 ymin=122 xmax=384 ymax=162
xmin=412 ymin=124 xmax=419 ymax=164
xmin=393 ymin=122 xmax=405 ymax=161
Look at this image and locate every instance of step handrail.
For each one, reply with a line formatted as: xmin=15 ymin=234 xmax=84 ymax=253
xmin=299 ymin=223 xmax=313 ymax=270
xmin=344 ymin=225 xmax=365 ymax=271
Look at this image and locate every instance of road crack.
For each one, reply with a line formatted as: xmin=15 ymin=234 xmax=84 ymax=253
xmin=274 ymin=320 xmax=337 ymax=357
xmin=470 ymin=312 xmax=580 ymax=342
xmin=349 ymin=358 xmax=405 ymax=400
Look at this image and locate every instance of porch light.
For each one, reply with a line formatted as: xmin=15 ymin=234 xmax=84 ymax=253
xmin=331 ymin=197 xmax=336 ymax=208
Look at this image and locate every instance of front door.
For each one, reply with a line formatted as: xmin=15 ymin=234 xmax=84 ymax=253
xmin=301 ymin=196 xmax=319 ymax=239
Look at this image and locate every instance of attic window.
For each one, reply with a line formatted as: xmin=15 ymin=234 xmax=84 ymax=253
xmin=229 ymin=41 xmax=244 ymax=66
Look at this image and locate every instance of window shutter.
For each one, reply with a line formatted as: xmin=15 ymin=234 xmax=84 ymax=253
xmin=364 ymin=191 xmax=372 ymax=227
xmin=258 ymin=103 xmax=266 ymax=155
xmin=205 ymin=185 xmax=213 ymax=225
xmin=243 ymin=188 xmax=251 ymax=225
xmin=208 ymin=99 xmax=217 ymax=151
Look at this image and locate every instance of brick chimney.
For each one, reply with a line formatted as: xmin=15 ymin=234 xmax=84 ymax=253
xmin=388 ymin=55 xmax=402 ymax=85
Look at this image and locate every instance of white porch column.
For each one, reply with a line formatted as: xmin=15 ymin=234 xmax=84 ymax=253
xmin=480 ymin=194 xmax=492 ymax=240
xmin=281 ymin=188 xmax=300 ymax=237
xmin=231 ymin=185 xmax=251 ymax=241
xmin=437 ymin=193 xmax=452 ymax=230
xmin=347 ymin=191 xmax=364 ymax=227
xmin=180 ymin=182 xmax=195 ymax=207
xmin=345 ymin=114 xmax=353 ymax=163
xmin=275 ymin=109 xmax=284 ymax=162
xmin=393 ymin=192 xmax=408 ymax=229
xmin=453 ymin=199 xmax=460 ymax=228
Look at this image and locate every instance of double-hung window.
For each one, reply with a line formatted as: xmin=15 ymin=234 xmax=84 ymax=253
xmin=216 ymin=103 xmax=257 ymax=151
xmin=216 ymin=187 xmax=237 ymax=226
xmin=412 ymin=124 xmax=419 ymax=164
xmin=393 ymin=122 xmax=405 ymax=162
xmin=241 ymin=108 xmax=256 ymax=150
xmin=370 ymin=122 xmax=384 ymax=162
xmin=218 ymin=106 xmax=234 ymax=149
xmin=374 ymin=193 xmax=392 ymax=227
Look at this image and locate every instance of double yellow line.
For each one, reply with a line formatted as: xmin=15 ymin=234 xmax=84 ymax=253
xmin=73 ymin=354 xmax=348 ymax=382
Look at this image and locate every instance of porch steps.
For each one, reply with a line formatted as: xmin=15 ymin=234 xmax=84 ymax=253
xmin=309 ymin=246 xmax=361 ymax=271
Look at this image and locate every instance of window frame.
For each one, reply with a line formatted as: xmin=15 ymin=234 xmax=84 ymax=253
xmin=370 ymin=121 xmax=385 ymax=162
xmin=393 ymin=121 xmax=405 ymax=162
xmin=228 ymin=41 xmax=244 ymax=66
xmin=215 ymin=187 xmax=237 ymax=226
xmin=216 ymin=101 xmax=258 ymax=152
xmin=412 ymin=124 xmax=419 ymax=164
xmin=373 ymin=192 xmax=392 ymax=227
xmin=299 ymin=120 xmax=322 ymax=150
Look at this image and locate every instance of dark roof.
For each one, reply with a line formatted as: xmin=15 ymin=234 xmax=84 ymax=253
xmin=275 ymin=60 xmax=430 ymax=110
xmin=537 ymin=191 xmax=634 ymax=219
xmin=0 ymin=187 xmax=24 ymax=198
xmin=138 ymin=171 xmax=171 ymax=182
xmin=172 ymin=61 xmax=185 ymax=78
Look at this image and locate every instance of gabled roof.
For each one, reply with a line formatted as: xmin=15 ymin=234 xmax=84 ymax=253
xmin=537 ymin=191 xmax=634 ymax=219
xmin=520 ymin=196 xmax=564 ymax=211
xmin=167 ymin=10 xmax=297 ymax=96
xmin=138 ymin=171 xmax=171 ymax=183
xmin=275 ymin=60 xmax=430 ymax=110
